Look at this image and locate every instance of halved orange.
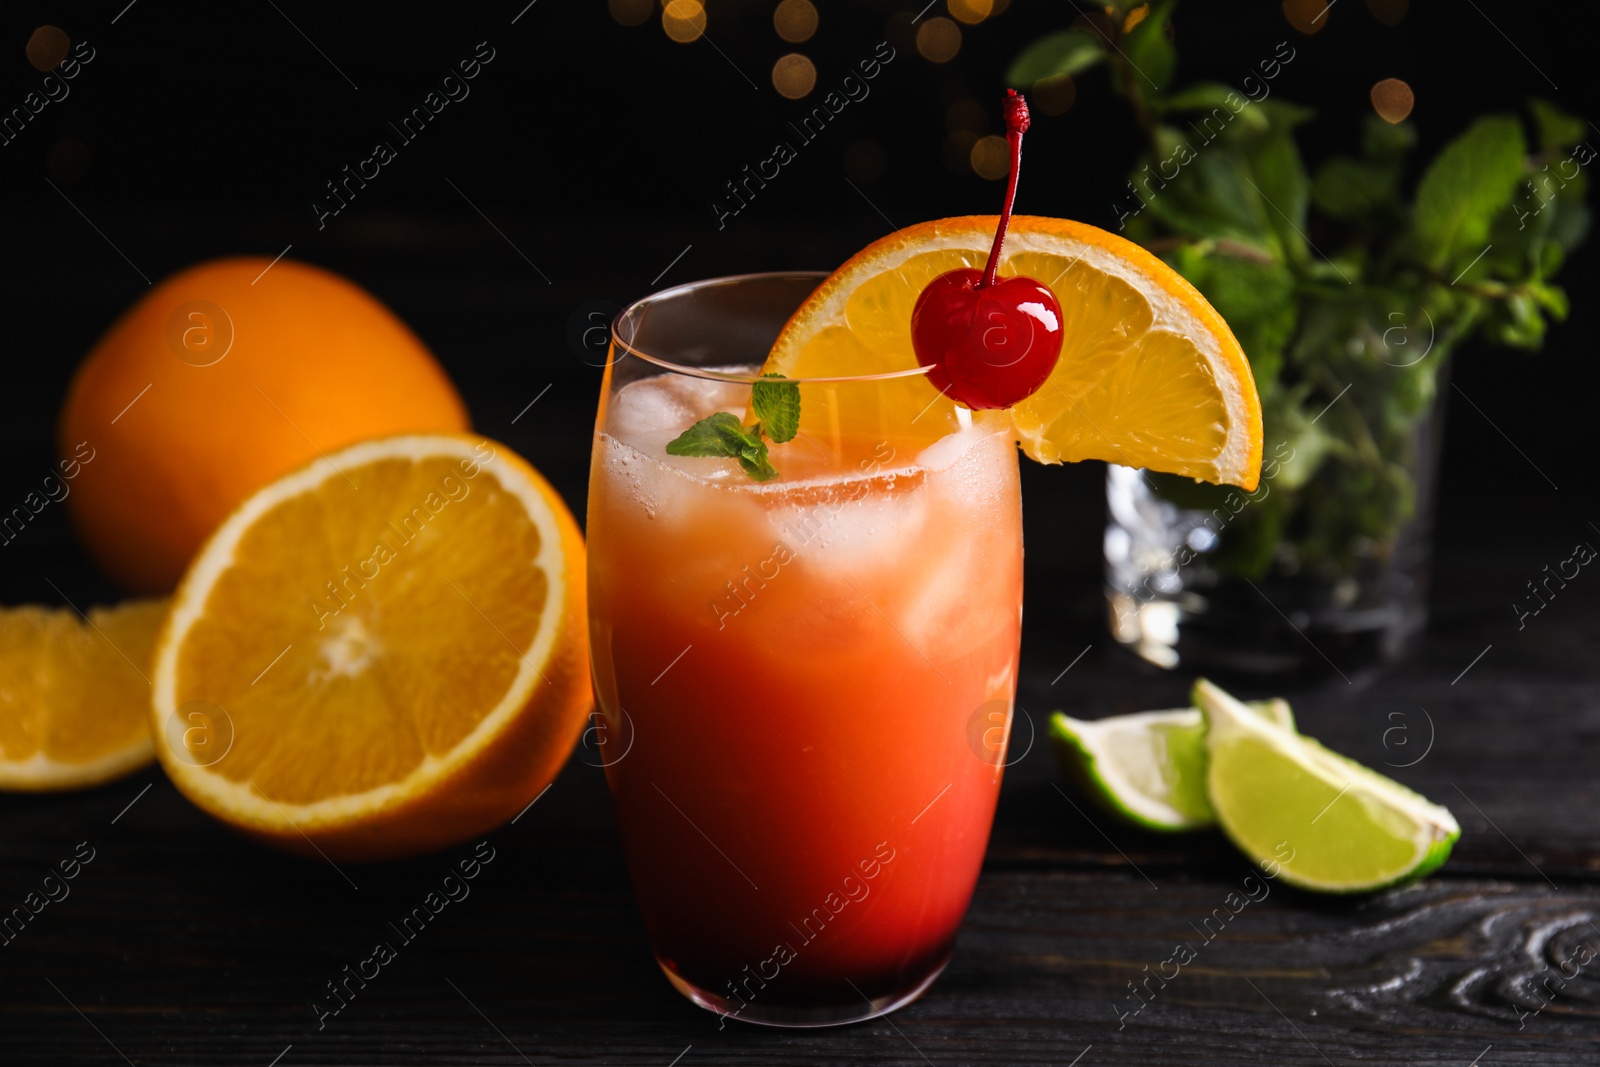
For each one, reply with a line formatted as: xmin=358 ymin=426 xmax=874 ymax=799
xmin=764 ymin=216 xmax=1262 ymax=489
xmin=151 ymin=434 xmax=590 ymax=861
xmin=0 ymin=599 xmax=165 ymax=791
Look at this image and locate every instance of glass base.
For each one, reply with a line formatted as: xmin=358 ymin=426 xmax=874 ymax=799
xmin=659 ymin=953 xmax=950 ymax=1029
xmin=1107 ymin=583 xmax=1428 ymax=682
xmin=1103 ymin=463 xmax=1436 ymax=682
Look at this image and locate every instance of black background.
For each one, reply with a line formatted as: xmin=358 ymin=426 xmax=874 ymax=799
xmin=0 ymin=0 xmax=1594 ymax=613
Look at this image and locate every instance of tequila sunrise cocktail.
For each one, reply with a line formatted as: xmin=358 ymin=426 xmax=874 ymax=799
xmin=587 ymin=274 xmax=1022 ymax=1026
xmin=587 ymin=91 xmax=1265 ymax=1027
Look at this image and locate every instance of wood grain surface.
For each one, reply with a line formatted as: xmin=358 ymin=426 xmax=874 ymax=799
xmin=3 ymin=541 xmax=1596 ymax=1067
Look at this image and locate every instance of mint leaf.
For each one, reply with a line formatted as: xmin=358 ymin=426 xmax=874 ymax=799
xmin=1159 ymin=83 xmax=1268 ymax=133
xmin=1529 ymin=279 xmax=1570 ymax=319
xmin=1529 ymin=98 xmax=1586 ymax=151
xmin=1170 ymin=245 xmax=1296 ymax=392
xmin=1312 ymin=155 xmax=1401 ymax=225
xmin=1143 ymin=126 xmax=1272 ymax=249
xmin=1481 ymin=290 xmax=1547 ymax=349
xmin=665 ymin=398 xmax=793 ymax=482
xmin=1361 ymin=114 xmax=1416 ymax=161
xmin=1121 ymin=0 xmax=1177 ymax=95
xmin=1006 ymin=30 xmax=1103 ymax=87
xmin=1412 ymin=115 xmax=1527 ymax=271
xmin=1545 ymin=195 xmax=1592 ymax=260
xmin=1244 ymin=128 xmax=1311 ymax=263
xmin=1160 ymin=81 xmax=1242 ymax=114
xmin=665 ymin=411 xmax=760 ymax=459
xmin=736 ymin=438 xmax=778 ymax=482
xmin=752 ymin=374 xmax=800 ymax=443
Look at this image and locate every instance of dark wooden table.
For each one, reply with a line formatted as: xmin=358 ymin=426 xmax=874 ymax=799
xmin=3 ymin=539 xmax=1596 ymax=1066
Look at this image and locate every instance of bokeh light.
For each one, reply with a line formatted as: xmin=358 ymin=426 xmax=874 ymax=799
xmin=916 ymin=17 xmax=962 ymax=63
xmin=609 ymin=0 xmax=653 ymax=27
xmin=1032 ymin=74 xmax=1077 ymax=115
xmin=26 ymin=26 xmax=71 ymax=72
xmin=774 ymin=0 xmax=818 ymax=43
xmin=1370 ymin=77 xmax=1414 ymax=124
xmin=1281 ymin=0 xmax=1331 ymax=34
xmin=843 ymin=139 xmax=888 ymax=185
xmin=662 ymin=0 xmax=706 ymax=44
xmin=949 ymin=0 xmax=994 ymax=25
xmin=1367 ymin=0 xmax=1409 ymax=25
xmin=771 ymin=53 xmax=817 ymax=99
xmin=970 ymin=135 xmax=1011 ymax=181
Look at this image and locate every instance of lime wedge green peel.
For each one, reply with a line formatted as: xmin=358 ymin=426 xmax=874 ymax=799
xmin=1194 ymin=679 xmax=1460 ymax=894
xmin=1049 ymin=698 xmax=1293 ymax=833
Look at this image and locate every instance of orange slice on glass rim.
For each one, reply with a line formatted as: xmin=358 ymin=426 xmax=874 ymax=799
xmin=762 ymin=215 xmax=1262 ymax=489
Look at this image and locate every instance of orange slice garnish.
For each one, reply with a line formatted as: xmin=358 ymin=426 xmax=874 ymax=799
xmin=763 ymin=216 xmax=1262 ymax=489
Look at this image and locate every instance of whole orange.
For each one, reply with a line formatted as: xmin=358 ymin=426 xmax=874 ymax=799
xmin=58 ymin=257 xmax=470 ymax=593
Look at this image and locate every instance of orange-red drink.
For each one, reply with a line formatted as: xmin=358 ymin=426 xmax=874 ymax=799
xmin=588 ymin=275 xmax=1023 ymax=1027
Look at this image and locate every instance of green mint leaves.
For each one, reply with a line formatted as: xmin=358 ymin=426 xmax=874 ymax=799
xmin=751 ymin=374 xmax=800 ymax=443
xmin=663 ymin=411 xmax=776 ymax=481
xmin=664 ymin=375 xmax=799 ymax=482
xmin=1411 ymin=115 xmax=1527 ymax=271
xmin=664 ymin=411 xmax=760 ymax=458
xmin=1006 ymin=3 xmax=1589 ymax=589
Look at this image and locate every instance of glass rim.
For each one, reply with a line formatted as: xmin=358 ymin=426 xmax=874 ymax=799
xmin=609 ymin=271 xmax=936 ymax=385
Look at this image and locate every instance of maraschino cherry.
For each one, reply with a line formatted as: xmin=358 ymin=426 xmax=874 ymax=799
xmin=911 ymin=90 xmax=1064 ymax=410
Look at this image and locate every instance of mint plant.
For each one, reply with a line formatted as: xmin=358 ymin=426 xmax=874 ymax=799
xmin=1011 ymin=1 xmax=1589 ymax=578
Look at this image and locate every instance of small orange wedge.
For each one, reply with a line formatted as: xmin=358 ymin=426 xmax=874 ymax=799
xmin=0 ymin=600 xmax=165 ymax=791
xmin=150 ymin=434 xmax=590 ymax=861
xmin=763 ymin=216 xmax=1263 ymax=489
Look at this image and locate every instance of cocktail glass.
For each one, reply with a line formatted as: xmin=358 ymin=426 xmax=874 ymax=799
xmin=587 ymin=273 xmax=1023 ymax=1027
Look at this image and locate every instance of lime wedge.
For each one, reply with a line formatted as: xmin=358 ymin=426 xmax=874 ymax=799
xmin=1194 ymin=679 xmax=1460 ymax=893
xmin=1050 ymin=697 xmax=1293 ymax=832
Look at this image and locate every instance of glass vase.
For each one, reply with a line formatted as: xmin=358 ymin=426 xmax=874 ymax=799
xmin=1104 ymin=357 xmax=1448 ymax=682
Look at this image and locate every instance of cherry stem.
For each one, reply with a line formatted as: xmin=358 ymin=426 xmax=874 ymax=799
xmin=978 ymin=89 xmax=1031 ymax=290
